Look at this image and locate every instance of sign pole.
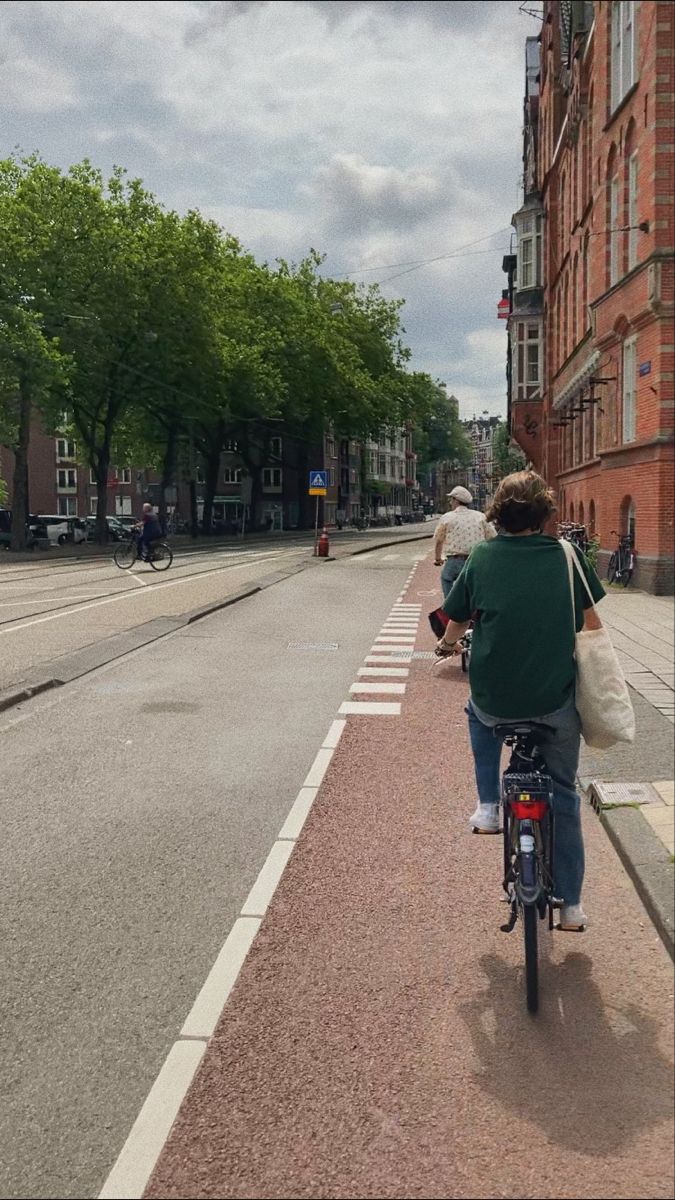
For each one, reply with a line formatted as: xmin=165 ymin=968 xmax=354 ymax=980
xmin=314 ymin=494 xmax=320 ymax=555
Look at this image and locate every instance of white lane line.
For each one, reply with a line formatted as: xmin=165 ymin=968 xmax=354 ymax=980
xmin=0 ymin=556 xmax=283 ymax=637
xmin=130 ymin=573 xmax=147 ymax=587
xmin=180 ymin=917 xmax=261 ymax=1040
xmin=358 ymin=666 xmax=409 ymax=677
xmin=338 ymin=700 xmax=402 ymax=715
xmin=240 ymin=840 xmax=295 ymax=917
xmin=375 ymin=635 xmax=415 ymax=643
xmin=98 ymin=1041 xmax=206 ymax=1200
xmin=349 ymin=681 xmax=406 ymax=694
xmin=370 ymin=644 xmax=415 ymax=653
xmin=277 ymin=787 xmax=319 ymax=840
xmin=323 ymin=719 xmax=346 ymax=748
xmin=382 ymin=622 xmax=418 ymax=629
xmin=365 ymin=654 xmax=412 ymax=664
xmin=302 ymin=746 xmax=335 ymax=788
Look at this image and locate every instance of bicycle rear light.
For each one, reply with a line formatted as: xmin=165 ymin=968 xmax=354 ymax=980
xmin=511 ymin=795 xmax=548 ymax=821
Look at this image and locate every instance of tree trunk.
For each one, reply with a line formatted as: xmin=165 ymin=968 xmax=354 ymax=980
xmin=159 ymin=425 xmax=177 ymax=536
xmin=95 ymin=454 xmax=110 ymax=544
xmin=10 ymin=375 xmax=31 ymax=552
xmin=201 ymin=444 xmax=221 ymax=535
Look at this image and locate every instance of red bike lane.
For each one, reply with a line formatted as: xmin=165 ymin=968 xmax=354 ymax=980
xmin=144 ymin=554 xmax=674 ymax=1200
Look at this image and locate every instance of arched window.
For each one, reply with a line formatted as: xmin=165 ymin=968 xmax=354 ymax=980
xmin=624 ymin=118 xmax=638 ymax=271
xmin=569 ymin=501 xmax=575 ymax=523
xmin=578 ymin=501 xmax=585 ymax=526
xmin=572 ymin=252 xmax=579 ymax=346
xmin=588 ymin=499 xmax=596 ymax=533
xmin=607 ymin=144 xmax=619 ymax=286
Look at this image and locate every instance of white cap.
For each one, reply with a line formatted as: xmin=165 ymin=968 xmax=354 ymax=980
xmin=447 ymin=486 xmax=473 ymax=505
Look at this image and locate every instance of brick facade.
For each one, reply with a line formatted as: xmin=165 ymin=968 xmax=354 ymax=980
xmin=508 ymin=1 xmax=674 ymax=593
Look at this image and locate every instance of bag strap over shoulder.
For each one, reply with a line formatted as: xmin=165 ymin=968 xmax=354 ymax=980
xmin=560 ymin=538 xmax=597 ymax=613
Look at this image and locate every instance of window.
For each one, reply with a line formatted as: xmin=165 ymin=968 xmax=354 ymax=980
xmin=628 ymin=153 xmax=638 ymax=270
xmin=90 ymin=469 xmax=97 ymax=485
xmin=224 ymin=440 xmax=238 ymax=452
xmin=196 ymin=466 xmax=205 ymax=484
xmin=368 ymin=451 xmax=377 ymax=475
xmin=329 ymin=467 xmax=336 ymax=486
xmin=518 ymin=215 xmax=542 ymax=289
xmin=610 ymin=175 xmax=620 ymax=284
xmin=57 ymin=496 xmax=77 ymax=517
xmin=589 ymin=500 xmax=596 ymax=533
xmin=514 ymin=321 xmax=541 ymax=400
xmin=56 ymin=438 xmax=76 ymax=460
xmin=90 ymin=497 xmax=99 ymax=515
xmin=325 ymin=435 xmax=336 ymax=459
xmin=270 ymin=436 xmax=282 ymax=460
xmin=115 ymin=495 xmax=132 ymax=516
xmin=622 ymin=336 xmax=637 ymax=443
xmin=611 ymin=1 xmax=637 ymax=112
xmin=117 ymin=467 xmax=131 ymax=484
xmin=222 ymin=467 xmax=242 ymax=484
xmin=263 ymin=467 xmax=282 ymax=488
xmin=378 ymin=454 xmax=387 ymax=476
xmin=57 ymin=468 xmax=77 ymax=490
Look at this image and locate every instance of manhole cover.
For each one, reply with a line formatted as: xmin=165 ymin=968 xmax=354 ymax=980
xmin=287 ymin=642 xmax=339 ymax=651
xmin=413 ymin=651 xmax=437 ymax=659
xmin=586 ymin=781 xmax=661 ymax=812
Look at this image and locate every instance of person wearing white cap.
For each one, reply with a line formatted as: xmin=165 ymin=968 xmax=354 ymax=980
xmin=434 ymin=485 xmax=496 ymax=597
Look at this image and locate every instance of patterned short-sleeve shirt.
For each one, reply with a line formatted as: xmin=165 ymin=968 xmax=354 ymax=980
xmin=436 ymin=506 xmax=496 ymax=556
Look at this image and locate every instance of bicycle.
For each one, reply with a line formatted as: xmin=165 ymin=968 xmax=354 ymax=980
xmin=493 ymin=722 xmax=560 ymax=1015
xmin=113 ymin=531 xmax=173 ymax=571
xmin=607 ymin=531 xmax=635 ymax=587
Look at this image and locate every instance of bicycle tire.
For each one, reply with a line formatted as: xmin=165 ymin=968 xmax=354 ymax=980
xmin=622 ymin=557 xmax=634 ymax=587
xmin=114 ymin=541 xmax=137 ymax=569
xmin=523 ymin=903 xmax=539 ymax=1014
xmin=149 ymin=543 xmax=173 ymax=571
xmin=607 ymin=552 xmax=618 ymax=584
xmin=461 ymin=650 xmax=469 ymax=673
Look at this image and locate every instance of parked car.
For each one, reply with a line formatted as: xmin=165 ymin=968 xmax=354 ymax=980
xmin=38 ymin=515 xmax=88 ymax=546
xmin=0 ymin=510 xmax=51 ymax=551
xmin=84 ymin=516 xmax=126 ymax=542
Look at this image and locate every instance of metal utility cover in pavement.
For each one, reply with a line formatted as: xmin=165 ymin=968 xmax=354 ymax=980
xmin=287 ymin=642 xmax=339 ymax=651
xmin=412 ymin=651 xmax=437 ymax=659
xmin=587 ymin=780 xmax=662 ymax=812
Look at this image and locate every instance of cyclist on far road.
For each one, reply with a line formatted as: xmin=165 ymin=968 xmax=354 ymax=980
xmin=434 ymin=486 xmax=496 ymax=598
xmin=138 ymin=503 xmax=162 ymax=562
xmin=435 ymin=471 xmax=605 ymax=932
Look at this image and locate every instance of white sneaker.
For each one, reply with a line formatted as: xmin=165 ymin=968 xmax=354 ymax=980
xmin=558 ymin=903 xmax=588 ymax=930
xmin=469 ymin=804 xmax=501 ymax=833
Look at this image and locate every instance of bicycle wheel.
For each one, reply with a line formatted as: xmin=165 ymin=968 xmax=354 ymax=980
xmin=461 ymin=649 xmax=469 ymax=673
xmin=607 ymin=552 xmax=618 ymax=584
xmin=622 ymin=555 xmax=634 ymax=587
xmin=114 ymin=541 xmax=137 ymax=569
xmin=149 ymin=543 xmax=173 ymax=571
xmin=523 ymin=904 xmax=539 ymax=1014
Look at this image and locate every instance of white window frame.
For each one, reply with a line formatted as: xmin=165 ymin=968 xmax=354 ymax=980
xmin=262 ymin=466 xmax=282 ymax=489
xmin=57 ymin=496 xmax=77 ymax=517
xmin=611 ymin=1 xmax=637 ymax=113
xmin=270 ymin=436 xmax=282 ymax=460
xmin=610 ymin=175 xmax=620 ymax=285
xmin=514 ymin=320 xmax=542 ymax=400
xmin=622 ymin=336 xmax=637 ymax=443
xmin=117 ymin=467 xmax=131 ymax=485
xmin=115 ymin=495 xmax=133 ymax=516
xmin=57 ymin=467 xmax=77 ymax=491
xmin=90 ymin=469 xmax=97 ymax=485
xmin=56 ymin=438 xmax=76 ymax=461
xmin=517 ymin=215 xmax=542 ymax=290
xmin=90 ymin=497 xmax=99 ymax=515
xmin=222 ymin=467 xmax=242 ymax=484
xmin=628 ymin=153 xmax=639 ymax=270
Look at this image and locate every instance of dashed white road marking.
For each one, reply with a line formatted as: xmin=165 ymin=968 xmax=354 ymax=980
xmin=302 ymin=746 xmax=335 ymax=789
xmin=358 ymin=666 xmax=409 ymax=677
xmin=278 ymin=787 xmax=319 ymax=840
xmin=180 ymin=917 xmax=261 ymax=1040
xmin=365 ymin=653 xmax=412 ymax=664
xmin=370 ymin=644 xmax=415 ymax=653
xmin=338 ymin=700 xmax=402 ymax=715
xmin=375 ymin=635 xmax=415 ymax=643
xmin=349 ymin=681 xmax=406 ymax=694
xmin=322 ymin=719 xmax=346 ymax=749
xmin=240 ymin=840 xmax=295 ymax=917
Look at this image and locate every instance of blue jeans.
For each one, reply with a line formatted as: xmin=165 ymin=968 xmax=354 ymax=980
xmin=466 ymin=697 xmax=585 ymax=905
xmin=440 ymin=556 xmax=467 ymax=598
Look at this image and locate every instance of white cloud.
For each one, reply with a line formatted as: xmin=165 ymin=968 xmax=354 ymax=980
xmin=0 ymin=0 xmax=540 ymax=414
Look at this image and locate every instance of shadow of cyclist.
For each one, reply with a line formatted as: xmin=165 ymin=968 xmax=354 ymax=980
xmin=458 ymin=950 xmax=673 ymax=1157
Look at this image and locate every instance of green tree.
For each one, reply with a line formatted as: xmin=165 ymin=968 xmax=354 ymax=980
xmin=493 ymin=419 xmax=526 ymax=480
xmin=414 ymin=384 xmax=473 ymax=484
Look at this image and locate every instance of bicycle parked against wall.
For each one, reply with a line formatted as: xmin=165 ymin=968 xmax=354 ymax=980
xmin=496 ymin=722 xmax=560 ymax=1015
xmin=607 ymin=530 xmax=635 ymax=587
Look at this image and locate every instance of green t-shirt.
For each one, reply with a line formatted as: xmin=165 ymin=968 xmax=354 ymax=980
xmin=443 ymin=533 xmax=606 ymax=719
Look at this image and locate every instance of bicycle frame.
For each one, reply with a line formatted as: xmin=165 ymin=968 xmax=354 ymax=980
xmin=499 ymin=731 xmax=556 ymax=931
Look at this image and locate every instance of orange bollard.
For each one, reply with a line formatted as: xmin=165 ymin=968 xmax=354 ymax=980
xmin=317 ymin=527 xmax=330 ymax=557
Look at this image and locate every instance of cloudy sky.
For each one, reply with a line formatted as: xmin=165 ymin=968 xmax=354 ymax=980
xmin=0 ymin=0 xmax=542 ymax=417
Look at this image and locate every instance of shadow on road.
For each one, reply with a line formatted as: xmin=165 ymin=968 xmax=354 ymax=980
xmin=459 ymin=950 xmax=673 ymax=1156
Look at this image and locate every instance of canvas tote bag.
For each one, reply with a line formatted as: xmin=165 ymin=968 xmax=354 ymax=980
xmin=560 ymin=538 xmax=635 ymax=750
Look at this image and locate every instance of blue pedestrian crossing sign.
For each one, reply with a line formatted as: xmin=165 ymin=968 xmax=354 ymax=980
xmin=308 ymin=470 xmax=328 ymax=495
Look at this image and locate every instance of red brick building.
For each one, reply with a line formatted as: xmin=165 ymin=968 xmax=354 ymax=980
xmin=508 ymin=0 xmax=674 ymax=592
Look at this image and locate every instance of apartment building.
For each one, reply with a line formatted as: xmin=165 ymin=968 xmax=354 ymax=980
xmin=506 ymin=1 xmax=674 ymax=592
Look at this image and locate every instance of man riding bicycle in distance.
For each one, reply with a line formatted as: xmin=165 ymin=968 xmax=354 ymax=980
xmin=433 ymin=485 xmax=496 ymax=599
xmin=138 ymin=503 xmax=162 ymax=562
xmin=435 ymin=471 xmax=605 ymax=932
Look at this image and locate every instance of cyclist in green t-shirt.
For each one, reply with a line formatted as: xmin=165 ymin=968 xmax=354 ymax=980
xmin=437 ymin=471 xmax=605 ymax=932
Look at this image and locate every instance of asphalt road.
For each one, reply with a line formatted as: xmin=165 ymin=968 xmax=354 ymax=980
xmin=0 ymin=525 xmax=432 ymax=694
xmin=0 ymin=546 xmax=426 ymax=1199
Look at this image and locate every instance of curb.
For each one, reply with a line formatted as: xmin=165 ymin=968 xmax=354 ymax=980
xmin=0 ymin=678 xmax=61 ymax=713
xmin=591 ymin=801 xmax=674 ymax=959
